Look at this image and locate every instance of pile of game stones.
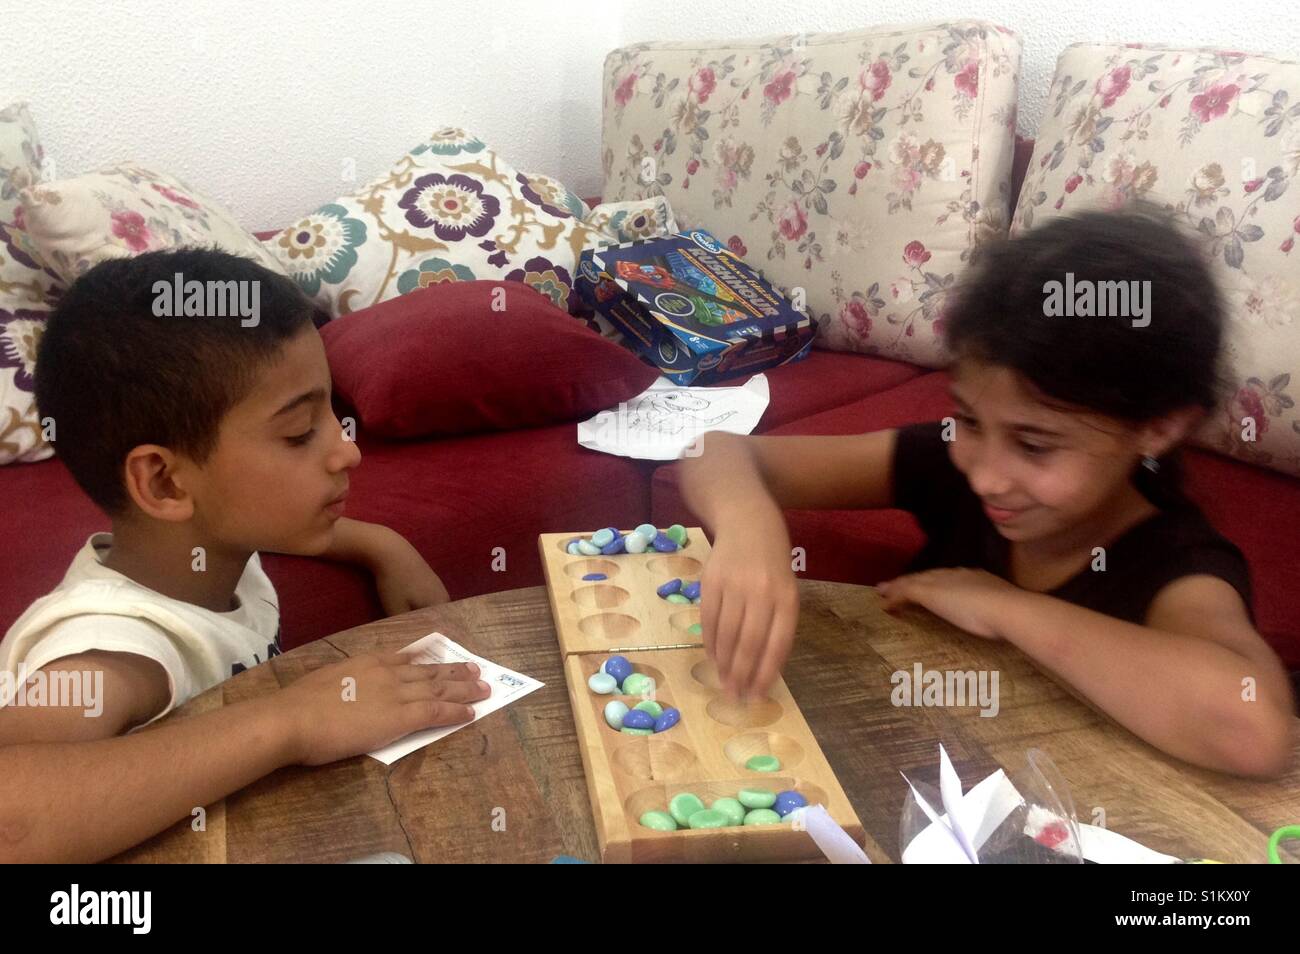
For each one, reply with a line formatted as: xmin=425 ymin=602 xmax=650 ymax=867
xmin=640 ymin=787 xmax=809 ymax=831
xmin=567 ymin=523 xmax=688 ymax=557
xmin=588 ymin=655 xmax=681 ymax=735
xmin=657 ymin=578 xmax=703 ymax=637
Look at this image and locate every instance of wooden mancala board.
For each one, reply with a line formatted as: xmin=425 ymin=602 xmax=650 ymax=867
xmin=539 ymin=528 xmax=865 ymax=862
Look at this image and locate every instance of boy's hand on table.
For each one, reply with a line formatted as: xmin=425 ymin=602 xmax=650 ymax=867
xmin=875 ymin=567 xmax=1017 ymax=639
xmin=282 ymin=651 xmax=490 ymax=766
xmin=701 ymin=514 xmax=800 ymax=701
xmin=370 ymin=533 xmax=450 ymax=616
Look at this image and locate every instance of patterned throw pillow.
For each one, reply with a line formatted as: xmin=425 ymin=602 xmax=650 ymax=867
xmin=1014 ymin=42 xmax=1300 ymax=478
xmin=583 ymin=196 xmax=678 ymax=245
xmin=0 ymin=222 xmax=61 ymax=464
xmin=266 ymin=128 xmax=606 ymax=316
xmin=19 ymin=162 xmax=284 ymax=281
xmin=600 ymin=20 xmax=1022 ymax=366
xmin=0 ymin=102 xmax=43 ymax=225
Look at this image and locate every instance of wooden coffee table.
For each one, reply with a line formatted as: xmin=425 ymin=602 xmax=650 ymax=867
xmin=113 ymin=581 xmax=1300 ymax=863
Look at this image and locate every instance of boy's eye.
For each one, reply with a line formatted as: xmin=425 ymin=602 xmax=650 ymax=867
xmin=286 ymin=428 xmax=317 ymax=447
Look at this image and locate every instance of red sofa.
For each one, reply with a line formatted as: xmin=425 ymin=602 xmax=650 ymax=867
xmin=4 ymin=139 xmax=1299 ymax=671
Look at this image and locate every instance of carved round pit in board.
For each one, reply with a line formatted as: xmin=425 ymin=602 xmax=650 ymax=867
xmin=571 ymin=584 xmax=630 ymax=610
xmin=563 ymin=559 xmax=621 ymax=581
xmin=690 ymin=659 xmax=721 ymax=691
xmin=646 ymin=556 xmax=704 ymax=580
xmin=705 ymin=695 xmax=784 ymax=729
xmin=578 ymin=613 xmax=642 ymax=642
xmin=610 ymin=736 xmax=698 ymax=781
xmin=669 ymin=608 xmax=701 ymax=633
xmin=723 ymin=731 xmax=805 ymax=773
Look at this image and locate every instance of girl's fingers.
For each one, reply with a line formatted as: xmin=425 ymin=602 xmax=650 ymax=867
xmin=726 ymin=601 xmax=770 ymax=699
xmin=752 ymin=600 xmax=798 ymax=697
xmin=712 ymin=588 xmax=745 ymax=682
xmin=395 ymin=661 xmax=480 ymax=683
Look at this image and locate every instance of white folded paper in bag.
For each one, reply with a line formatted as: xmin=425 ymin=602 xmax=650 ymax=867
xmin=367 ymin=633 xmax=543 ymax=765
xmin=577 ymin=374 xmax=770 ymax=461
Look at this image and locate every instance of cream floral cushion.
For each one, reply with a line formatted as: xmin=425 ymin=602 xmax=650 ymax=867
xmin=0 ymin=222 xmax=61 ymax=464
xmin=1013 ymin=42 xmax=1300 ymax=477
xmin=19 ymin=162 xmax=284 ymax=281
xmin=0 ymin=102 xmax=43 ymax=225
xmin=266 ymin=128 xmax=603 ymax=316
xmin=600 ymin=20 xmax=1022 ymax=366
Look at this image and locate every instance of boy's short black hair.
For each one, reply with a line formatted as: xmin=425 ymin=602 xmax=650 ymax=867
xmin=944 ymin=203 xmax=1227 ymax=420
xmin=35 ymin=248 xmax=325 ymax=515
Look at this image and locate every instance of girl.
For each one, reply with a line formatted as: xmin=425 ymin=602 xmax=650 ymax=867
xmin=681 ymin=205 xmax=1294 ymax=778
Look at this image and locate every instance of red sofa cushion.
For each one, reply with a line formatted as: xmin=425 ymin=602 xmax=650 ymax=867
xmin=321 ymin=281 xmax=660 ymax=439
xmin=751 ymin=350 xmax=924 ymax=432
xmin=651 ymin=370 xmax=1300 ymax=668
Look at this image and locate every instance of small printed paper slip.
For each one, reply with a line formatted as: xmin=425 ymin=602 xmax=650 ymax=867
xmin=367 ymin=633 xmax=544 ymax=765
xmin=577 ymin=373 xmax=770 ymax=461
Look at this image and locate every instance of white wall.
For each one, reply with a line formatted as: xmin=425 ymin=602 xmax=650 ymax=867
xmin=1 ymin=0 xmax=1295 ymax=230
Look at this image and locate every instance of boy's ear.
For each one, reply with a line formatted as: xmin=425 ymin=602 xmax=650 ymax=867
xmin=1140 ymin=406 xmax=1204 ymax=460
xmin=122 ymin=445 xmax=195 ymax=522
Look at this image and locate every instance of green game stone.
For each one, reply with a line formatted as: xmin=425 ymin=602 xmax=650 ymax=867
xmin=688 ymin=809 xmax=728 ymax=829
xmin=745 ymin=754 xmax=781 ymax=773
xmin=620 ymin=727 xmax=653 ymax=736
xmin=743 ymin=808 xmax=782 ymax=826
xmin=688 ymin=623 xmax=703 ymax=636
xmin=666 ymin=524 xmax=688 ymax=545
xmin=711 ymin=797 xmax=746 ymax=826
xmin=738 ymin=787 xmax=777 ymax=809
xmin=621 ymin=673 xmax=654 ymax=697
xmin=633 ymin=700 xmax=664 ymax=718
xmin=639 ymin=810 xmax=678 ymax=832
xmin=669 ymin=792 xmax=706 ymax=827
xmin=665 ymin=593 xmax=691 ymax=605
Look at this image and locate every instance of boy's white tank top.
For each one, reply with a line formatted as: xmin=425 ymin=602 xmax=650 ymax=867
xmin=1 ymin=533 xmax=281 ymax=723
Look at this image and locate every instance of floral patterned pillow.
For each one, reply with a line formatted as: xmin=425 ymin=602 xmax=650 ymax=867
xmin=0 ymin=102 xmax=43 ymax=225
xmin=266 ymin=128 xmax=606 ymax=316
xmin=19 ymin=162 xmax=285 ymax=281
xmin=600 ymin=20 xmax=1022 ymax=366
xmin=1013 ymin=42 xmax=1300 ymax=478
xmin=583 ymin=196 xmax=678 ymax=246
xmin=0 ymin=222 xmax=62 ymax=465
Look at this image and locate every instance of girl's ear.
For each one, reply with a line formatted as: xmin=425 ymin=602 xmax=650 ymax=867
xmin=1139 ymin=406 xmax=1204 ymax=459
xmin=122 ymin=445 xmax=196 ymax=522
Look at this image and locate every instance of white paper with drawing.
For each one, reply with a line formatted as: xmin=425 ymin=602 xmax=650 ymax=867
xmin=577 ymin=374 xmax=770 ymax=460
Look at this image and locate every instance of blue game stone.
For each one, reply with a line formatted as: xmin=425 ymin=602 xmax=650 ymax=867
xmin=582 ymin=572 xmax=607 ymax=581
xmin=603 ymin=655 xmax=633 ymax=685
xmin=682 ymin=580 xmax=701 ymax=600
xmin=600 ymin=535 xmax=626 ymax=555
xmin=653 ymin=707 xmax=681 ymax=733
xmin=656 ymin=578 xmax=682 ymax=598
xmin=774 ymin=790 xmax=808 ymax=817
xmin=622 ymin=709 xmax=656 ymax=730
xmin=651 ymin=532 xmax=678 ymax=552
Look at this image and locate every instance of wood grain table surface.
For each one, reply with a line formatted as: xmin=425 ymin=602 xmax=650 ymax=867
xmin=114 ymin=581 xmax=1300 ymax=863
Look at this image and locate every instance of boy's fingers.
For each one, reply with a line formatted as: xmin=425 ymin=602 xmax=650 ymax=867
xmin=400 ymin=679 xmax=490 ymax=704
xmin=408 ymin=700 xmax=477 ymax=730
xmin=397 ymin=661 xmax=480 ymax=683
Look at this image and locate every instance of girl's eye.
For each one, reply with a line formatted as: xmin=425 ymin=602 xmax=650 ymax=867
xmin=956 ymin=413 xmax=979 ymax=430
xmin=1019 ymin=441 xmax=1052 ymax=457
xmin=286 ymin=428 xmax=317 ymax=447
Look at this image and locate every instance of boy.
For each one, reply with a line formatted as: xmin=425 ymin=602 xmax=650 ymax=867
xmin=0 ymin=249 xmax=490 ymax=862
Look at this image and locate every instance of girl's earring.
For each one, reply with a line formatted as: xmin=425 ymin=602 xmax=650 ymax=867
xmin=1141 ymin=454 xmax=1161 ymax=473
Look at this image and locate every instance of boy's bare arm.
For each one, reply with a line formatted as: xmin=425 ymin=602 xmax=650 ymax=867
xmin=0 ymin=649 xmax=488 ymax=862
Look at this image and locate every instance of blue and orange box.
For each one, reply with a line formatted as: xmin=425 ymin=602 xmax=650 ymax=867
xmin=576 ymin=229 xmax=816 ymax=386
